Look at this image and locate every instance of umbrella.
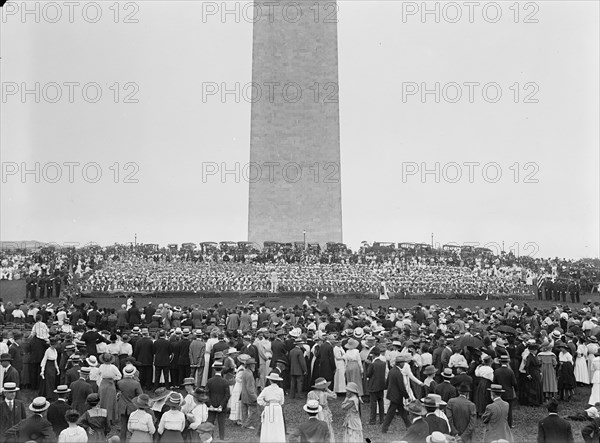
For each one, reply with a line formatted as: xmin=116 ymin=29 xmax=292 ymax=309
xmin=455 ymin=335 xmax=484 ymax=349
xmin=497 ymin=325 xmax=517 ymax=335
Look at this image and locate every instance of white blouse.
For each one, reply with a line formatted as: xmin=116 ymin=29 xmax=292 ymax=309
xmin=128 ymin=409 xmax=156 ymax=434
xmin=475 ymin=365 xmax=494 ymax=381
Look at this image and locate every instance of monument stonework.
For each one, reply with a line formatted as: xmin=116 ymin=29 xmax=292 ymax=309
xmin=248 ymin=0 xmax=343 ymax=246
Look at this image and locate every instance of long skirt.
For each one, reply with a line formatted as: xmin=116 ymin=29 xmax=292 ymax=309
xmin=343 ymin=428 xmax=363 ymax=443
xmin=160 ymin=430 xmax=184 ymax=443
xmin=317 ymin=406 xmax=335 ymax=443
xmin=39 ymin=361 xmax=58 ymax=401
xmin=345 ymin=361 xmax=363 ymax=396
xmin=129 ymin=430 xmax=153 ymax=443
xmin=260 ymin=403 xmax=286 ymax=443
xmin=522 ymin=372 xmax=543 ymax=406
xmin=589 ymin=382 xmax=600 ymax=405
xmin=229 ymin=380 xmax=243 ymax=421
xmin=558 ymin=362 xmax=576 ymax=391
xmin=575 ymin=357 xmax=590 ymax=384
xmin=201 ymin=354 xmax=211 ymax=386
xmin=334 ymin=362 xmax=346 ymax=393
xmin=98 ymin=378 xmax=119 ymax=424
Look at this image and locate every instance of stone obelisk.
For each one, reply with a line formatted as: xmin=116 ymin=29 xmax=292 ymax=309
xmin=248 ymin=0 xmax=342 ymax=246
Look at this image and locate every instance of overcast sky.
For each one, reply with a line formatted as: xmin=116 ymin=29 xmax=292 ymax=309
xmin=1 ymin=1 xmax=599 ymax=259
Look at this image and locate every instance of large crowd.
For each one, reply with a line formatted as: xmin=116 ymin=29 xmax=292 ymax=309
xmin=3 ymin=296 xmax=600 ymax=442
xmin=1 ymin=242 xmax=597 ymax=298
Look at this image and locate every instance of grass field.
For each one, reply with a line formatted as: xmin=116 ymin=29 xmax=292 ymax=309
xmin=2 ymin=279 xmax=599 ymax=442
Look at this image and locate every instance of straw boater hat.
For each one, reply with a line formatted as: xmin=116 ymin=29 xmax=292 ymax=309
xmin=442 ymin=368 xmax=454 ymax=379
xmin=3 ymin=382 xmax=19 ymax=392
xmin=303 ymin=399 xmax=322 ymax=414
xmin=396 ymin=354 xmax=412 ymax=364
xmin=54 ymin=385 xmax=71 ymax=395
xmin=227 ymin=347 xmax=239 ymax=355
xmin=86 ymin=356 xmax=98 ymax=367
xmin=29 ymin=397 xmax=50 ymax=413
xmin=123 ymin=365 xmax=136 ymax=377
xmin=353 ymin=327 xmax=365 ymax=339
xmin=488 ymin=384 xmax=506 ymax=394
xmin=132 ymin=394 xmax=151 ymax=409
xmin=426 ymin=431 xmax=448 ymax=443
xmin=312 ymin=377 xmax=331 ymax=390
xmin=182 ymin=377 xmax=195 ymax=386
xmin=165 ymin=393 xmax=183 ymax=408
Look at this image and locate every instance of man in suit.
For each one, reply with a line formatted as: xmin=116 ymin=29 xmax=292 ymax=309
xmin=189 ymin=330 xmax=206 ymax=385
xmin=4 ymin=396 xmax=56 ymax=443
xmin=68 ymin=367 xmax=95 ymax=414
xmin=482 ymin=384 xmax=513 ymax=443
xmin=177 ymin=329 xmax=192 ymax=386
xmin=288 ymin=399 xmax=331 ymax=443
xmin=451 ymin=363 xmax=473 ymax=391
xmin=206 ymin=360 xmax=231 ymax=440
xmin=402 ymin=400 xmax=430 ymax=443
xmin=381 ymin=354 xmax=410 ymax=433
xmin=493 ymin=354 xmax=518 ymax=427
xmin=435 ymin=368 xmax=458 ymax=402
xmin=538 ymin=398 xmax=573 ymax=443
xmin=289 ymin=338 xmax=308 ymax=399
xmin=65 ymin=354 xmax=83 ymax=387
xmin=446 ymin=383 xmax=477 ymax=443
xmin=366 ymin=345 xmax=387 ymax=425
xmin=0 ymin=353 xmax=20 ymax=387
xmin=7 ymin=332 xmax=24 ymax=375
xmin=46 ymin=385 xmax=71 ymax=436
xmin=153 ymin=330 xmax=172 ymax=389
xmin=423 ymin=395 xmax=450 ymax=434
xmin=317 ymin=335 xmax=336 ymax=383
xmin=240 ymin=357 xmax=258 ymax=429
xmin=432 ymin=338 xmax=446 ymax=375
xmin=0 ymin=383 xmax=27 ymax=441
xmin=239 ymin=334 xmax=259 ymax=381
xmin=117 ymin=365 xmax=143 ymax=442
xmin=133 ymin=328 xmax=154 ymax=389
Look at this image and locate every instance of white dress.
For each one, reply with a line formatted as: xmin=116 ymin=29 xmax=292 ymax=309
xmin=229 ymin=366 xmax=244 ymax=421
xmin=333 ymin=345 xmax=347 ymax=393
xmin=257 ymin=384 xmax=286 ymax=443
xmin=576 ymin=344 xmax=591 ymax=384
xmin=589 ymin=356 xmax=600 ymax=405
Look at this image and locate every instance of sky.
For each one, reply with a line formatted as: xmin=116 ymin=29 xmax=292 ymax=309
xmin=1 ymin=0 xmax=599 ymax=260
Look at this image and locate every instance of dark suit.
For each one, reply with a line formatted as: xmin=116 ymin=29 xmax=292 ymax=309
xmin=289 ymin=346 xmax=307 ymax=399
xmin=270 ymin=339 xmax=288 ymax=370
xmin=288 ymin=416 xmax=331 ymax=443
xmin=0 ymin=399 xmax=27 ymax=440
xmin=133 ymin=336 xmax=154 ymax=388
xmin=403 ymin=417 xmax=430 ymax=443
xmin=178 ymin=338 xmax=191 ymax=384
xmin=206 ymin=374 xmax=231 ymax=440
xmin=382 ymin=365 xmax=410 ymax=432
xmin=152 ymin=338 xmax=172 ymax=388
xmin=8 ymin=343 xmax=24 ymax=373
xmin=2 ymin=366 xmax=20 ymax=387
xmin=117 ymin=378 xmax=143 ymax=442
xmin=366 ymin=358 xmax=387 ymax=423
xmin=69 ymin=378 xmax=94 ymax=414
xmin=582 ymin=417 xmax=600 ymax=443
xmin=446 ymin=394 xmax=477 ymax=442
xmin=434 ymin=381 xmax=458 ymax=403
xmin=46 ymin=399 xmax=71 ymax=436
xmin=4 ymin=413 xmax=56 ymax=443
xmin=425 ymin=412 xmax=450 ymax=434
xmin=538 ymin=413 xmax=574 ymax=443
xmin=493 ymin=365 xmax=517 ymax=426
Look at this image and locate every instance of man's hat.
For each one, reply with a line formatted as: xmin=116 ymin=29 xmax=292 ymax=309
xmin=441 ymin=368 xmax=454 ymax=378
xmin=29 ymin=397 xmax=50 ymax=412
xmin=0 ymin=353 xmax=13 ymax=362
xmin=212 ymin=360 xmax=224 ymax=369
xmin=182 ymin=377 xmax=196 ymax=386
xmin=79 ymin=367 xmax=91 ymax=375
xmin=406 ymin=400 xmax=427 ymax=416
xmin=54 ymin=385 xmax=71 ymax=395
xmin=303 ymin=399 xmax=322 ymax=414
xmin=2 ymin=382 xmax=19 ymax=392
xmin=488 ymin=384 xmax=506 ymax=393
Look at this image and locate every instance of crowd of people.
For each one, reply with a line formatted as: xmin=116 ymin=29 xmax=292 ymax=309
xmin=2 ymin=243 xmax=597 ymax=298
xmin=4 ymin=295 xmax=600 ymax=442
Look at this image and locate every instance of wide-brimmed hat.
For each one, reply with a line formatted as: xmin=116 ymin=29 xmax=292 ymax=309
xmin=132 ymin=394 xmax=151 ymax=409
xmin=353 ymin=327 xmax=364 ymax=339
xmin=3 ymin=382 xmax=19 ymax=392
xmin=421 ymin=394 xmax=446 ymax=407
xmin=165 ymin=392 xmax=183 ymax=408
xmin=0 ymin=353 xmax=13 ymax=362
xmin=192 ymin=388 xmax=209 ymax=403
xmin=426 ymin=431 xmax=448 ymax=443
xmin=423 ymin=365 xmax=437 ymax=376
xmin=442 ymin=368 xmax=454 ymax=378
xmin=151 ymin=387 xmax=171 ymax=401
xmin=123 ymin=365 xmax=136 ymax=376
xmin=312 ymin=378 xmax=331 ymax=389
xmin=396 ymin=353 xmax=412 ymax=364
xmin=488 ymin=384 xmax=506 ymax=393
xmin=182 ymin=377 xmax=195 ymax=386
xmin=266 ymin=372 xmax=283 ymax=382
xmin=29 ymin=397 xmax=50 ymax=412
xmin=345 ymin=382 xmax=361 ymax=394
xmin=99 ymin=353 xmax=113 ymax=364
xmin=345 ymin=338 xmax=359 ymax=350
xmin=303 ymin=399 xmax=323 ymax=414
xmin=406 ymin=400 xmax=427 ymax=416
xmin=86 ymin=356 xmax=98 ymax=367
xmin=54 ymin=385 xmax=71 ymax=395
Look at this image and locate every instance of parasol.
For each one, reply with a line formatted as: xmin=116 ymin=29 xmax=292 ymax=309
xmin=455 ymin=335 xmax=484 ymax=349
xmin=497 ymin=325 xmax=517 ymax=335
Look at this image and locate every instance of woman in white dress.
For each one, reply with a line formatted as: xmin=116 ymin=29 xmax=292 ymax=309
xmin=344 ymin=339 xmax=363 ymax=396
xmin=575 ymin=338 xmax=591 ymax=385
xmin=229 ymin=356 xmax=246 ymax=424
xmin=257 ymin=372 xmax=286 ymax=443
xmin=588 ymin=337 xmax=599 ymax=380
xmin=333 ymin=339 xmax=346 ymax=394
xmin=588 ymin=350 xmax=600 ymax=405
xmin=202 ymin=331 xmax=219 ymax=387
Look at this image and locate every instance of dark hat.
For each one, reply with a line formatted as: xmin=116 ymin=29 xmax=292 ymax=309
xmin=99 ymin=353 xmax=113 ymax=365
xmin=406 ymin=400 xmax=427 ymax=416
xmin=0 ymin=353 xmax=13 ymax=362
xmin=458 ymin=383 xmax=471 ymax=393
xmin=86 ymin=393 xmax=100 ymax=405
xmin=132 ymin=394 xmax=151 ymax=409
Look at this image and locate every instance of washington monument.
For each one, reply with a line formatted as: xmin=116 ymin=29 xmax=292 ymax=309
xmin=248 ymin=0 xmax=343 ymax=246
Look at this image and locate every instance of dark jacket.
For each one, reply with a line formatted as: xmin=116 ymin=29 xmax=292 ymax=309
xmin=289 ymin=346 xmax=307 ymax=376
xmin=538 ymin=414 xmax=574 ymax=443
xmin=0 ymin=399 xmax=27 ymax=440
xmin=366 ymin=358 xmax=387 ymax=393
xmin=206 ymin=374 xmax=231 ymax=410
xmin=493 ymin=366 xmax=518 ymax=400
xmin=425 ymin=412 xmax=450 ymax=434
xmin=4 ymin=413 xmax=56 ymax=443
xmin=46 ymin=399 xmax=71 ymax=436
xmin=403 ymin=417 xmax=430 ymax=443
xmin=385 ymin=365 xmax=409 ymax=404
xmin=133 ymin=337 xmax=154 ymax=366
xmin=152 ymin=338 xmax=172 ymax=367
